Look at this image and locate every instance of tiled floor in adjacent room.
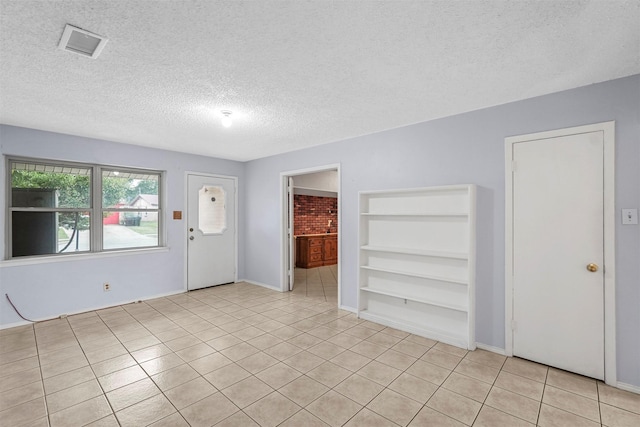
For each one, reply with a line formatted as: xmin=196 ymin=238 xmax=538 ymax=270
xmin=291 ymin=265 xmax=338 ymax=304
xmin=1 ymin=281 xmax=638 ymax=426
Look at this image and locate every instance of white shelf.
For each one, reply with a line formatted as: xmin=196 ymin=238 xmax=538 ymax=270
xmin=359 ymin=310 xmax=468 ymax=349
xmin=360 ymin=212 xmax=468 ymax=217
xmin=360 ymin=265 xmax=468 ymax=285
xmin=360 ymin=245 xmax=468 ymax=260
xmin=360 ymin=287 xmax=467 ymax=312
xmin=358 ymin=184 xmax=476 ymax=350
xmin=357 ymin=184 xmax=471 ymax=195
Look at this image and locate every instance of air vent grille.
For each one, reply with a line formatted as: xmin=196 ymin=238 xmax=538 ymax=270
xmin=58 ymin=24 xmax=108 ymax=59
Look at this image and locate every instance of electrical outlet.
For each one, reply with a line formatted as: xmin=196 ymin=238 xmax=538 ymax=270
xmin=103 ymin=283 xmax=110 ymax=292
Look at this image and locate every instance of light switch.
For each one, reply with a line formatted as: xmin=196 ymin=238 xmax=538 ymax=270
xmin=622 ymin=209 xmax=638 ymax=225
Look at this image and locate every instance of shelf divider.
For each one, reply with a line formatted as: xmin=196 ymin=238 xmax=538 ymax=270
xmin=360 ymin=212 xmax=468 ymax=217
xmin=360 ymin=286 xmax=467 ymax=312
xmin=360 ymin=265 xmax=468 ymax=285
xmin=360 ymin=245 xmax=468 ymax=260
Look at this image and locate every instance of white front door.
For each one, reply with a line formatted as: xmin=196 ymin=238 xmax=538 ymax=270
xmin=511 ymin=130 xmax=605 ymax=380
xmin=187 ymin=174 xmax=236 ymax=290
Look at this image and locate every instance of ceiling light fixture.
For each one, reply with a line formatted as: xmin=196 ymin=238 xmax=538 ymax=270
xmin=220 ymin=110 xmax=233 ymax=128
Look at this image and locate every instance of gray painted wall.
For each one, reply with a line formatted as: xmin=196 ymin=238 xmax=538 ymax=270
xmin=243 ymin=75 xmax=640 ymax=387
xmin=0 ymin=126 xmax=246 ymax=326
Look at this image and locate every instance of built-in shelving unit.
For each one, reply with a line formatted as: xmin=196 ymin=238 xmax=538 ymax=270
xmin=358 ymin=184 xmax=476 ymax=349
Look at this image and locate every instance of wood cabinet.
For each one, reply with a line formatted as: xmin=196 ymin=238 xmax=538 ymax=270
xmin=296 ymin=234 xmax=338 ymax=268
xmin=358 ymin=185 xmax=476 ymax=350
xmin=324 ymin=237 xmax=338 ymax=264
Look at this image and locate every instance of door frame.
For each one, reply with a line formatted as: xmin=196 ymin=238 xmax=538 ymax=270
xmin=280 ymin=164 xmax=341 ymax=306
xmin=183 ymin=172 xmax=238 ymax=291
xmin=505 ymin=121 xmax=616 ymax=385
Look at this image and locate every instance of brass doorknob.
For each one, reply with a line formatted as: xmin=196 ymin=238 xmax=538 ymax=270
xmin=586 ymin=263 xmax=598 ymax=272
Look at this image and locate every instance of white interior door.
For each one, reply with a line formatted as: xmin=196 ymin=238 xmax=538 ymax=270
xmin=511 ymin=131 xmax=605 ymax=380
xmin=187 ymin=174 xmax=236 ymax=290
xmin=288 ymin=177 xmax=295 ymax=291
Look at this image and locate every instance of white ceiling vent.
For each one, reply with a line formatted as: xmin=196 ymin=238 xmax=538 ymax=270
xmin=58 ymin=24 xmax=108 ymax=59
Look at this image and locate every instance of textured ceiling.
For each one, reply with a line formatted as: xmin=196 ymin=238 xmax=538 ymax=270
xmin=0 ymin=1 xmax=639 ymax=161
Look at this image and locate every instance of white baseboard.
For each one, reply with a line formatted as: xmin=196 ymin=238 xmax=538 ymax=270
xmin=1 ymin=289 xmax=186 ymax=330
xmin=616 ymin=382 xmax=640 ymax=395
xmin=474 ymin=343 xmax=639 ymax=394
xmin=0 ymin=320 xmax=32 ymax=330
xmin=139 ymin=289 xmax=187 ymax=301
xmin=339 ymin=304 xmax=357 ymax=314
xmin=475 ymin=343 xmax=507 ymax=355
xmin=240 ymin=279 xmax=282 ymax=292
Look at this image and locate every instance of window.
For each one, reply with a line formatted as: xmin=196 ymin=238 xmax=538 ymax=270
xmin=8 ymin=158 xmax=163 ymax=258
xmin=198 ymin=185 xmax=227 ymax=234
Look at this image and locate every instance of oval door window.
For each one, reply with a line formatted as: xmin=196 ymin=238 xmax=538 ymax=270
xmin=198 ymin=185 xmax=227 ymax=234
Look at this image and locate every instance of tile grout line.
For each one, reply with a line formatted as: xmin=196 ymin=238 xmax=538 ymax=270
xmin=70 ymin=300 xmax=183 ymax=425
xmin=67 ymin=312 xmax=122 ymax=426
xmin=537 ymin=368 xmax=549 ymax=427
xmin=597 ymin=378 xmax=603 ymax=426
xmin=33 ymin=323 xmax=50 ymax=427
xmin=472 ymin=354 xmax=508 ymax=426
xmin=411 ymin=343 xmax=472 ymax=426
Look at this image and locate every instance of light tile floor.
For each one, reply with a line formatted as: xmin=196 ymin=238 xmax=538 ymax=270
xmin=292 ymin=266 xmax=338 ymax=304
xmin=1 ymin=282 xmax=638 ymax=426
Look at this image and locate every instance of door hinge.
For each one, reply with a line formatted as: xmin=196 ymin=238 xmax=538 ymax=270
xmin=511 ymin=161 xmax=517 ymax=172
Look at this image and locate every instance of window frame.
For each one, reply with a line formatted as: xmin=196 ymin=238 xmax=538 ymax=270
xmin=6 ymin=156 xmax=165 ymax=259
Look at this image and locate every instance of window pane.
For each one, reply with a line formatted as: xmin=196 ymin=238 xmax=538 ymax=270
xmin=103 ymin=211 xmax=158 ymax=250
xmin=11 ymin=162 xmax=91 ymax=208
xmin=12 ymin=211 xmax=91 ymax=257
xmin=58 ymin=212 xmax=91 ymax=253
xmin=198 ymin=185 xmax=226 ymax=234
xmin=102 ymin=170 xmax=159 ymax=208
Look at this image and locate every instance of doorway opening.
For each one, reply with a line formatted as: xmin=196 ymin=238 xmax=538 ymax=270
xmin=281 ymin=164 xmax=341 ymax=307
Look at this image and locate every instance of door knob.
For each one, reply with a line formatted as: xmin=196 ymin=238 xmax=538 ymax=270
xmin=586 ymin=263 xmax=598 ymax=272
xmin=189 ymin=236 xmax=194 ymax=241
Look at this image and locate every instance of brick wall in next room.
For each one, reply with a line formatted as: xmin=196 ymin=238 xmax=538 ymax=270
xmin=293 ymin=195 xmax=338 ymax=235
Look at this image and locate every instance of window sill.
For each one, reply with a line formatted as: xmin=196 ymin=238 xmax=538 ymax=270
xmin=0 ymin=247 xmax=170 ymax=268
